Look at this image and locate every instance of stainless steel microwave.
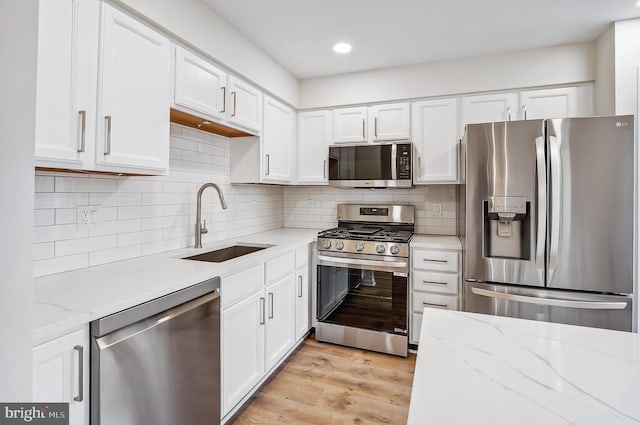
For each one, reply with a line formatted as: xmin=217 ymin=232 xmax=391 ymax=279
xmin=328 ymin=142 xmax=413 ymax=188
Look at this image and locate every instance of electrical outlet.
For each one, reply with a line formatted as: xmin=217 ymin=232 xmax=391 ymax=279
xmin=77 ymin=206 xmax=96 ymax=230
xmin=433 ymin=203 xmax=442 ymax=217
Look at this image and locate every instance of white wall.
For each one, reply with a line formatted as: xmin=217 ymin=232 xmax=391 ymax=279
xmin=614 ymin=20 xmax=640 ymax=116
xmin=0 ymin=0 xmax=36 ymax=400
xmin=115 ymin=0 xmax=299 ymax=107
xmin=594 ymin=25 xmax=616 ymax=116
xmin=34 ymin=124 xmax=283 ymax=277
xmin=299 ymin=43 xmax=596 ymax=109
xmin=284 ymin=186 xmax=457 ymax=235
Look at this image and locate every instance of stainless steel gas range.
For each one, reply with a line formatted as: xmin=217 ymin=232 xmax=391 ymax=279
xmin=315 ymin=204 xmax=414 ymax=357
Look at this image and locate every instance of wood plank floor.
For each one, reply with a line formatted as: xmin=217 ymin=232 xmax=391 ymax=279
xmin=228 ymin=335 xmax=417 ymax=425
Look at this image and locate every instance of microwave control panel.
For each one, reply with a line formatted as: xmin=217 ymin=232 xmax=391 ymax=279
xmin=397 ymin=144 xmax=412 ymax=179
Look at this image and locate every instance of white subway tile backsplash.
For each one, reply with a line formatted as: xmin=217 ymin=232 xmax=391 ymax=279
xmin=34 ymin=176 xmax=54 ymax=192
xmin=34 ymin=253 xmax=88 ymax=278
xmin=34 ymin=242 xmax=54 ymax=261
xmin=117 ymin=230 xmax=163 ymax=247
xmin=89 ymin=245 xmax=141 ymax=267
xmin=117 ymin=178 xmax=164 ymax=193
xmin=90 ymin=192 xmax=142 ymax=207
xmin=34 ymin=209 xmax=55 ymax=226
xmin=88 ymin=219 xmax=141 ymax=237
xmin=117 ymin=205 xmax=164 ymax=220
xmin=35 ymin=193 xmax=89 ymax=209
xmin=34 ymin=224 xmax=88 ymax=244
xmin=55 ymin=176 xmax=118 ymax=193
xmin=55 ymin=235 xmax=118 ymax=257
xmin=55 ymin=208 xmax=77 ymax=225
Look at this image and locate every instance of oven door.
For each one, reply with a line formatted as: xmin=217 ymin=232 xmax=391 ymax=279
xmin=316 ymin=252 xmax=408 ymax=335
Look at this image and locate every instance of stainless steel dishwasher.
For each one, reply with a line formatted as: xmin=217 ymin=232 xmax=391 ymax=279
xmin=90 ymin=277 xmax=220 ymax=425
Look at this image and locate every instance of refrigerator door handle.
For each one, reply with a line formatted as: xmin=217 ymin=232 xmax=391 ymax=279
xmin=470 ymin=287 xmax=628 ymax=310
xmin=534 ymin=136 xmax=546 ymax=270
xmin=548 ymin=135 xmax=562 ymax=274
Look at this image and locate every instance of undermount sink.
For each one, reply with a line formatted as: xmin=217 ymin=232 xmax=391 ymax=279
xmin=183 ymin=244 xmax=272 ymax=263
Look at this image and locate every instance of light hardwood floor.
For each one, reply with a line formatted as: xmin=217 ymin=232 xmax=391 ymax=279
xmin=228 ymin=335 xmax=417 ymax=425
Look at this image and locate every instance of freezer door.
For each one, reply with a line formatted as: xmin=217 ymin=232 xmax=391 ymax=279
xmin=464 ymin=120 xmax=545 ymax=287
xmin=464 ymin=281 xmax=633 ymax=331
xmin=546 ymin=116 xmax=634 ymax=294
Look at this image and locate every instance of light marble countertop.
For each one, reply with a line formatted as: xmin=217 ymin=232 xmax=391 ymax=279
xmin=410 ymin=234 xmax=461 ymax=250
xmin=33 ymin=228 xmax=318 ymax=344
xmin=408 ymin=308 xmax=640 ymax=425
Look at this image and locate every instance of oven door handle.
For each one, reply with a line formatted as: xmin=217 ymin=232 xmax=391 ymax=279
xmin=317 ymin=254 xmax=408 ymax=271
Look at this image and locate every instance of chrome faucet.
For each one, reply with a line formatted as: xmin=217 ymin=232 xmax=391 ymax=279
xmin=194 ymin=183 xmax=227 ymax=248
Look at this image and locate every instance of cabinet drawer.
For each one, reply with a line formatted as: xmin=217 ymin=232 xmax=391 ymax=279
xmin=413 ymin=270 xmax=459 ymax=295
xmin=412 ymin=249 xmax=459 ymax=273
xmin=412 ymin=292 xmax=458 ymax=312
xmin=222 ymin=264 xmax=264 ymax=308
xmin=295 ymin=245 xmax=308 ymax=268
xmin=266 ymin=252 xmax=295 ymax=283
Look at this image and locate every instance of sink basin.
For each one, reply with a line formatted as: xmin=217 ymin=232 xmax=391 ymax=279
xmin=183 ymin=244 xmax=272 ymax=263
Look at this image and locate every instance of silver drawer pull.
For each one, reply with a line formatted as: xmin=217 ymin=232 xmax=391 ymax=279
xmin=423 ymin=301 xmax=448 ymax=308
xmin=423 ymin=258 xmax=448 ymax=263
xmin=73 ymin=345 xmax=84 ymax=402
xmin=423 ymin=280 xmax=447 ymax=285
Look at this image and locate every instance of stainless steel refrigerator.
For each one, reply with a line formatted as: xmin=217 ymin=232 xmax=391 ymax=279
xmin=462 ymin=116 xmax=635 ymax=331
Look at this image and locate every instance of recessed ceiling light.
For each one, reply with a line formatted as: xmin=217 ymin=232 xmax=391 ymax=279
xmin=333 ymin=43 xmax=352 ymax=54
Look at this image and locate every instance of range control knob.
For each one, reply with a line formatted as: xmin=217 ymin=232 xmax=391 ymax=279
xmin=355 ymin=243 xmax=365 ymax=252
xmin=323 ymin=240 xmax=332 ymax=249
xmin=335 ymin=241 xmax=344 ymax=250
xmin=389 ymin=244 xmax=400 ymax=255
xmin=376 ymin=244 xmax=386 ymax=254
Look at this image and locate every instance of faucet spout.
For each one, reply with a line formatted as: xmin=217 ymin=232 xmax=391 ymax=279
xmin=195 ymin=183 xmax=227 ymax=248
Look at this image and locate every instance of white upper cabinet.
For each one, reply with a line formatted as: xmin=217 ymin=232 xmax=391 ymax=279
xmin=462 ymin=93 xmax=518 ymax=128
xmin=333 ymin=107 xmax=368 ymax=143
xmin=262 ymin=95 xmax=295 ymax=183
xmin=34 ymin=0 xmax=99 ymax=170
xmin=174 ymin=46 xmax=227 ymax=120
xmin=518 ymin=87 xmax=578 ymax=120
xmin=227 ymin=75 xmax=262 ymax=133
xmin=297 ymin=110 xmax=332 ymax=184
xmin=95 ymin=3 xmax=171 ymax=174
xmin=412 ymin=98 xmax=459 ymax=184
xmin=368 ymin=102 xmax=411 ymax=141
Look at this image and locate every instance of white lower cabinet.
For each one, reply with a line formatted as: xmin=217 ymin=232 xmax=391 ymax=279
xmin=410 ymin=242 xmax=462 ymax=345
xmin=221 ymin=244 xmax=311 ymax=419
xmin=32 ymin=327 xmax=89 ymax=425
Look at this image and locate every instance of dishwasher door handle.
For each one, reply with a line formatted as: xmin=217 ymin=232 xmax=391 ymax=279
xmin=96 ymin=289 xmax=220 ymax=349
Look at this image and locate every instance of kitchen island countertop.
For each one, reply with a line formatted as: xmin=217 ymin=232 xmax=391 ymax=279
xmin=408 ymin=308 xmax=640 ymax=425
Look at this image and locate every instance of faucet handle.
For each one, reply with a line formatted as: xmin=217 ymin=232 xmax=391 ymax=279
xmin=200 ymin=219 xmax=208 ymax=234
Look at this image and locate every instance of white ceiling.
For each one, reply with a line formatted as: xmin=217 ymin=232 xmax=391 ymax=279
xmin=201 ymin=0 xmax=640 ymax=79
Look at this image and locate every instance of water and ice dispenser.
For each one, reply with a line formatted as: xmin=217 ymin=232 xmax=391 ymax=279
xmin=483 ymin=196 xmax=531 ymax=260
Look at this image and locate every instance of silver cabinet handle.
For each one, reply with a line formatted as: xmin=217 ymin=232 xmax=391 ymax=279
xmin=522 ymin=104 xmax=527 ymax=120
xmin=422 ymin=258 xmax=448 ymax=263
xmin=259 ymin=297 xmax=265 ymax=324
xmin=423 ymin=301 xmax=448 ymax=308
xmin=104 ymin=116 xmax=112 ymax=155
xmin=470 ymin=287 xmax=628 ymax=310
xmin=423 ymin=280 xmax=447 ymax=285
xmin=73 ymin=345 xmax=83 ymax=402
xmin=268 ymin=293 xmax=274 ymax=319
xmin=417 ymin=156 xmax=422 ymax=178
xmin=298 ymin=275 xmax=303 ymax=298
xmin=548 ymin=135 xmax=561 ymax=273
xmin=265 ymin=154 xmax=270 ymax=175
xmin=534 ymin=136 xmax=547 ymax=270
xmin=220 ymin=86 xmax=226 ymax=113
xmin=231 ymin=91 xmax=237 ymax=117
xmin=362 ymin=118 xmax=365 ymax=139
xmin=506 ymin=106 xmax=512 ymax=121
xmin=77 ymin=110 xmax=86 ymax=153
xmin=323 ymin=160 xmax=327 ymax=179
xmin=374 ymin=116 xmax=378 ymax=138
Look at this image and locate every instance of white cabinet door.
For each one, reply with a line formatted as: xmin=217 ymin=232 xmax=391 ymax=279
xmin=462 ymin=93 xmax=518 ymax=129
xmin=262 ymin=95 xmax=295 ymax=183
xmin=265 ymin=274 xmax=296 ymax=371
xmin=295 ymin=265 xmax=310 ymax=341
xmin=227 ymin=75 xmax=262 ymax=133
xmin=519 ymin=87 xmax=578 ymax=120
xmin=368 ymin=102 xmax=411 ymax=142
xmin=96 ymin=3 xmax=171 ymax=173
xmin=33 ymin=328 xmax=88 ymax=425
xmin=174 ymin=45 xmax=227 ymax=120
xmin=221 ymin=290 xmax=265 ymax=416
xmin=333 ymin=107 xmax=367 ymax=143
xmin=412 ymin=98 xmax=459 ymax=183
xmin=34 ymin=0 xmax=99 ymax=170
xmin=297 ymin=110 xmax=331 ymax=184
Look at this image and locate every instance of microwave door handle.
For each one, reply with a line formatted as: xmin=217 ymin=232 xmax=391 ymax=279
xmin=391 ymin=143 xmax=398 ymax=179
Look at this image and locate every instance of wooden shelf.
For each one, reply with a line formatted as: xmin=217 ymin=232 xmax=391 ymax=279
xmin=170 ymin=108 xmax=253 ymax=138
